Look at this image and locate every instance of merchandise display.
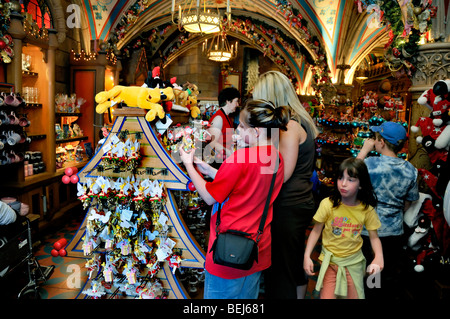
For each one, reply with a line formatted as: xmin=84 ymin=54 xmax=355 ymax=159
xmin=0 ymin=92 xmax=32 ymax=167
xmin=1 ymin=0 xmax=450 ymax=302
xmin=405 ymin=80 xmax=450 ymax=278
xmin=65 ymin=97 xmax=209 ymax=299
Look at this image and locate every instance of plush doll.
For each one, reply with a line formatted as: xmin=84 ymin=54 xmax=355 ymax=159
xmin=418 ymin=79 xmax=450 ymax=127
xmin=149 ymin=66 xmax=164 ymax=88
xmin=172 ymin=82 xmax=201 ymax=118
xmin=435 ymin=113 xmax=450 ymax=150
xmin=183 ymin=82 xmax=201 ymax=118
xmin=95 ymin=86 xmax=165 ymax=122
xmin=383 ymin=96 xmax=394 ymax=110
xmin=159 ymin=86 xmax=175 ymax=113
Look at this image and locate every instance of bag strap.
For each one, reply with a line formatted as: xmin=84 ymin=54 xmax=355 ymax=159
xmin=215 ymin=151 xmax=279 ymax=243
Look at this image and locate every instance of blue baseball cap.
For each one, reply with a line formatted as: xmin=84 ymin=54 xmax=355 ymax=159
xmin=370 ymin=121 xmax=406 ymax=146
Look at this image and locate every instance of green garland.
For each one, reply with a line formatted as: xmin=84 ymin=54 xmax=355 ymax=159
xmin=368 ymin=0 xmax=435 ymax=77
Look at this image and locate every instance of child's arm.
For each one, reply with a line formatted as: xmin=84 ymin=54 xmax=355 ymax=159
xmin=356 ymin=138 xmax=375 ymax=160
xmin=304 ymin=222 xmax=324 ymax=276
xmin=367 ymin=229 xmax=384 ymax=274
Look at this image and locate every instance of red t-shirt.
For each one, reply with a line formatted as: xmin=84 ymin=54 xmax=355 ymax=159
xmin=209 ymin=108 xmax=234 ymax=151
xmin=205 ymin=145 xmax=284 ymax=279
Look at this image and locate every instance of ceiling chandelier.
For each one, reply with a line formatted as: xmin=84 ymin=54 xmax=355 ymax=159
xmin=203 ymin=31 xmax=238 ymax=62
xmin=172 ymin=0 xmax=231 ymax=34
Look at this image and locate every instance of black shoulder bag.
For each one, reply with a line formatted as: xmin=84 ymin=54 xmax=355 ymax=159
xmin=209 ymin=156 xmax=278 ymax=270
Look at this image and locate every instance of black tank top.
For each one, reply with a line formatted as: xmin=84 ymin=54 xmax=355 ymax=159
xmin=276 ymin=121 xmax=315 ymax=207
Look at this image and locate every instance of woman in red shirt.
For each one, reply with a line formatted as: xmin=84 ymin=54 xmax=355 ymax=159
xmin=179 ymin=99 xmax=288 ymax=299
xmin=206 ymin=87 xmax=240 ymax=164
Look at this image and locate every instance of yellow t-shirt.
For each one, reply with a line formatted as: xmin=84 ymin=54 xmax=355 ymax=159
xmin=314 ymin=198 xmax=381 ymax=259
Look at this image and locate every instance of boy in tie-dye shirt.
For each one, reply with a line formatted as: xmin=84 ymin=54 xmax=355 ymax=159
xmin=357 ymin=121 xmax=419 ymax=298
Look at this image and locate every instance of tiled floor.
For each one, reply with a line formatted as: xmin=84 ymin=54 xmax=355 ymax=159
xmin=1 ymin=207 xmax=448 ymax=300
xmin=32 ymin=214 xmax=88 ymax=299
xmin=0 ymin=210 xmax=87 ymax=299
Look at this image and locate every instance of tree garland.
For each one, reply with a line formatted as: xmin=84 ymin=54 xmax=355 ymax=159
xmin=356 ymin=0 xmax=436 ymax=77
xmin=274 ymin=1 xmax=332 ymax=106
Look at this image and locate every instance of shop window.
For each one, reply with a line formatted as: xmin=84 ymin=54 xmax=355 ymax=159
xmin=21 ymin=0 xmax=53 ymax=29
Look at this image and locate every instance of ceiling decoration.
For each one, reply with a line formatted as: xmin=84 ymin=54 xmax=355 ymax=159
xmin=76 ymin=0 xmax=433 ymax=94
xmin=355 ymin=0 xmax=436 ymax=77
xmin=203 ymin=30 xmax=238 ymax=62
xmin=172 ymin=0 xmax=226 ymax=34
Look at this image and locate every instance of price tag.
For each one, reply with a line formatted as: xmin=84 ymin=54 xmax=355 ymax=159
xmin=102 ymin=142 xmax=112 ymax=153
xmin=158 ymin=213 xmax=168 ymax=226
xmin=155 ymin=244 xmax=172 ymax=261
xmin=121 ymin=209 xmax=133 ymax=221
xmin=111 ymin=134 xmax=120 ymax=145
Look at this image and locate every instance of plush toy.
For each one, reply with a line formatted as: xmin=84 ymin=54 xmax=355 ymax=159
xmin=186 ymin=94 xmax=200 ymax=118
xmin=435 ymin=116 xmax=450 ymax=150
xmin=417 ymin=79 xmax=450 ymax=127
xmin=183 ymin=82 xmax=201 ymax=118
xmin=159 ymin=86 xmax=175 ymax=113
xmin=172 ymin=82 xmax=201 ymax=118
xmin=95 ymin=86 xmax=165 ymax=122
xmin=414 ymin=245 xmax=439 ymax=272
xmin=149 ymin=66 xmax=164 ymax=88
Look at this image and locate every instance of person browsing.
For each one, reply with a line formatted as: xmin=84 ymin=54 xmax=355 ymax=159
xmin=179 ymin=99 xmax=289 ymax=299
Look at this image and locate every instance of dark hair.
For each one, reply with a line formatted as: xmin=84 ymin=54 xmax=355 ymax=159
xmin=218 ymin=87 xmax=240 ymax=107
xmin=241 ymin=99 xmax=290 ymax=138
xmin=330 ymin=157 xmax=377 ymax=209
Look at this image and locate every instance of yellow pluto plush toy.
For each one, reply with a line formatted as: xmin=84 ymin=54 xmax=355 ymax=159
xmin=95 ymin=86 xmax=174 ymax=122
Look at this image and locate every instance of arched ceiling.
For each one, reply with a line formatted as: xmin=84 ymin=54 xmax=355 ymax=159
xmin=76 ymin=0 xmax=389 ymax=92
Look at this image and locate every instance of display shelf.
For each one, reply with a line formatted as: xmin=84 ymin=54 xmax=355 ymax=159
xmin=56 ymin=112 xmax=82 ymax=117
xmin=68 ymin=109 xmax=205 ymax=299
xmin=24 ymin=103 xmax=42 ymax=108
xmin=55 ymin=136 xmax=88 ymax=144
xmin=28 ymin=134 xmax=46 ymax=141
xmin=22 ymin=70 xmax=38 ymax=77
xmin=56 ymin=159 xmax=88 ymax=173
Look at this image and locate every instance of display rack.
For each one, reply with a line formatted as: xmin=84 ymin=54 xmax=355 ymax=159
xmin=66 ymin=107 xmax=205 ymax=299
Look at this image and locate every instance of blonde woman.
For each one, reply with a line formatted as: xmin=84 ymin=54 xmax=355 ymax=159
xmin=252 ymin=70 xmax=318 ymax=299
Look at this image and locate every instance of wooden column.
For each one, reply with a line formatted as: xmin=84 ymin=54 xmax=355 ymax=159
xmin=6 ymin=12 xmax=26 ymax=91
xmin=46 ymin=29 xmax=58 ymax=173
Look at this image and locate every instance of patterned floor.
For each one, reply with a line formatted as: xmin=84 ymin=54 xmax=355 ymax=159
xmin=2 ymin=207 xmax=444 ymax=300
xmin=1 ymin=208 xmax=319 ymax=300
xmin=0 ymin=210 xmax=87 ymax=299
xmin=32 ymin=212 xmax=88 ymax=299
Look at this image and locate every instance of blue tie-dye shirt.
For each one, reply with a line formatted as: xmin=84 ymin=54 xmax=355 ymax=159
xmin=362 ymin=155 xmax=419 ymax=237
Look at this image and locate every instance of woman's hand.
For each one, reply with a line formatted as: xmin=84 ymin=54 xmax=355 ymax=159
xmin=179 ymin=146 xmax=195 ymax=166
xmin=193 ymin=156 xmax=210 ymax=175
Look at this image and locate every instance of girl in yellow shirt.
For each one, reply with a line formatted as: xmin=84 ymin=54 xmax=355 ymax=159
xmin=304 ymin=157 xmax=384 ymax=299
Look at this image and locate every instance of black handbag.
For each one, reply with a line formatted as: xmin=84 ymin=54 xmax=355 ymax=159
xmin=210 ymin=157 xmax=278 ymax=270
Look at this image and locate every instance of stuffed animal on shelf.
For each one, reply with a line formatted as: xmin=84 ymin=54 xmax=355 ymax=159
xmin=417 ymin=79 xmax=450 ymax=127
xmin=183 ymin=82 xmax=201 ymax=118
xmin=411 ymin=116 xmax=448 ymax=164
xmin=95 ymin=85 xmax=166 ymax=122
xmin=149 ymin=66 xmax=164 ymax=89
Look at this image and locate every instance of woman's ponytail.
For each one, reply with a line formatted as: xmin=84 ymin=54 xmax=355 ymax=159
xmin=244 ymin=99 xmax=290 ymax=132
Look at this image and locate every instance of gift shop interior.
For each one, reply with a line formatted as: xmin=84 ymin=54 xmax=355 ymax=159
xmin=0 ymin=0 xmax=449 ymax=301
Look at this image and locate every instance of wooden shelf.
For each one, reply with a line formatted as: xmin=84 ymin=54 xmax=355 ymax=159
xmin=28 ymin=134 xmax=46 ymax=141
xmin=22 ymin=70 xmax=38 ymax=77
xmin=56 ymin=136 xmax=88 ymax=144
xmin=24 ymin=103 xmax=42 ymax=108
xmin=56 ymin=112 xmax=82 ymax=117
